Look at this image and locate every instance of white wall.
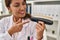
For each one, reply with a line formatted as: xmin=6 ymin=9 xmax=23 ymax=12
xmin=34 ymin=0 xmax=60 ymax=1
xmin=32 ymin=4 xmax=60 ymax=20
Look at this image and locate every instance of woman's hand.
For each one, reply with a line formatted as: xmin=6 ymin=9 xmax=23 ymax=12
xmin=8 ymin=19 xmax=29 ymax=36
xmin=36 ymin=21 xmax=45 ymax=40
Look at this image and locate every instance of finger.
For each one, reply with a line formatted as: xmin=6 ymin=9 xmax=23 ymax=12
xmin=38 ymin=21 xmax=45 ymax=26
xmin=36 ymin=23 xmax=43 ymax=30
xmin=18 ymin=20 xmax=30 ymax=26
xmin=16 ymin=19 xmax=22 ymax=24
xmin=36 ymin=24 xmax=41 ymax=30
xmin=36 ymin=26 xmax=44 ymax=37
xmin=14 ymin=17 xmax=16 ymax=22
xmin=36 ymin=24 xmax=42 ymax=33
xmin=38 ymin=21 xmax=45 ymax=29
xmin=36 ymin=24 xmax=44 ymax=31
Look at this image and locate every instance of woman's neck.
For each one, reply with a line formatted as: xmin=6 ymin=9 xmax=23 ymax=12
xmin=13 ymin=16 xmax=22 ymax=22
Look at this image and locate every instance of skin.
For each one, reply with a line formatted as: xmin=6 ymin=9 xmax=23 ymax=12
xmin=7 ymin=0 xmax=45 ymax=40
xmin=36 ymin=21 xmax=45 ymax=40
xmin=8 ymin=0 xmax=26 ymax=21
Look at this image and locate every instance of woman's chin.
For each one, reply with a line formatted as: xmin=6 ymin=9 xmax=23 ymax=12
xmin=19 ymin=15 xmax=26 ymax=18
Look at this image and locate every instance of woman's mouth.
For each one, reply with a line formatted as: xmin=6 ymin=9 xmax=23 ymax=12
xmin=19 ymin=12 xmax=24 ymax=14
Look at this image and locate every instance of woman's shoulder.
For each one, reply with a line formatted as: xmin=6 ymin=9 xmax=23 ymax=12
xmin=0 ymin=16 xmax=12 ymax=27
xmin=0 ymin=15 xmax=12 ymax=23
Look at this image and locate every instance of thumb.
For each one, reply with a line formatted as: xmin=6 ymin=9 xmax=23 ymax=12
xmin=18 ymin=19 xmax=30 ymax=26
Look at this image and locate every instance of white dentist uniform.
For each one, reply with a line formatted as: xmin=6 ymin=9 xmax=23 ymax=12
xmin=0 ymin=15 xmax=46 ymax=40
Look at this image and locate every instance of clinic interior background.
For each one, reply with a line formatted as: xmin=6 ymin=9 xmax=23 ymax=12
xmin=0 ymin=0 xmax=60 ymax=40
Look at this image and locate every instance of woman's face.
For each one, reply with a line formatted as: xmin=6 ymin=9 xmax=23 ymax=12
xmin=9 ymin=0 xmax=26 ymax=18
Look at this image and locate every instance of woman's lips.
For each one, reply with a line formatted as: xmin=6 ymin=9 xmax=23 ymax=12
xmin=19 ymin=12 xmax=24 ymax=14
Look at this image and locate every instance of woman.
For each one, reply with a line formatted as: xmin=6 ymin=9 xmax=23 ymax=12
xmin=0 ymin=0 xmax=46 ymax=40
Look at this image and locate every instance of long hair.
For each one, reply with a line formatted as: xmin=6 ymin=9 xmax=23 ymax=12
xmin=23 ymin=13 xmax=31 ymax=19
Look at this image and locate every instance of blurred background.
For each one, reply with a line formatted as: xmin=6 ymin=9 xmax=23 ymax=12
xmin=0 ymin=0 xmax=60 ymax=40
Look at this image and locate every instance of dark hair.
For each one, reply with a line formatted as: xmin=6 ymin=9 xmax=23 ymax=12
xmin=5 ymin=0 xmax=26 ymax=7
xmin=24 ymin=13 xmax=31 ymax=19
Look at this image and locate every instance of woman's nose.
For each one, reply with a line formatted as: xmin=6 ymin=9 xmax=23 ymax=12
xmin=19 ymin=5 xmax=24 ymax=10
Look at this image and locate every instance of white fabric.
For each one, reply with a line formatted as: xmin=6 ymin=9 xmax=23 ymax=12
xmin=0 ymin=15 xmax=46 ymax=40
